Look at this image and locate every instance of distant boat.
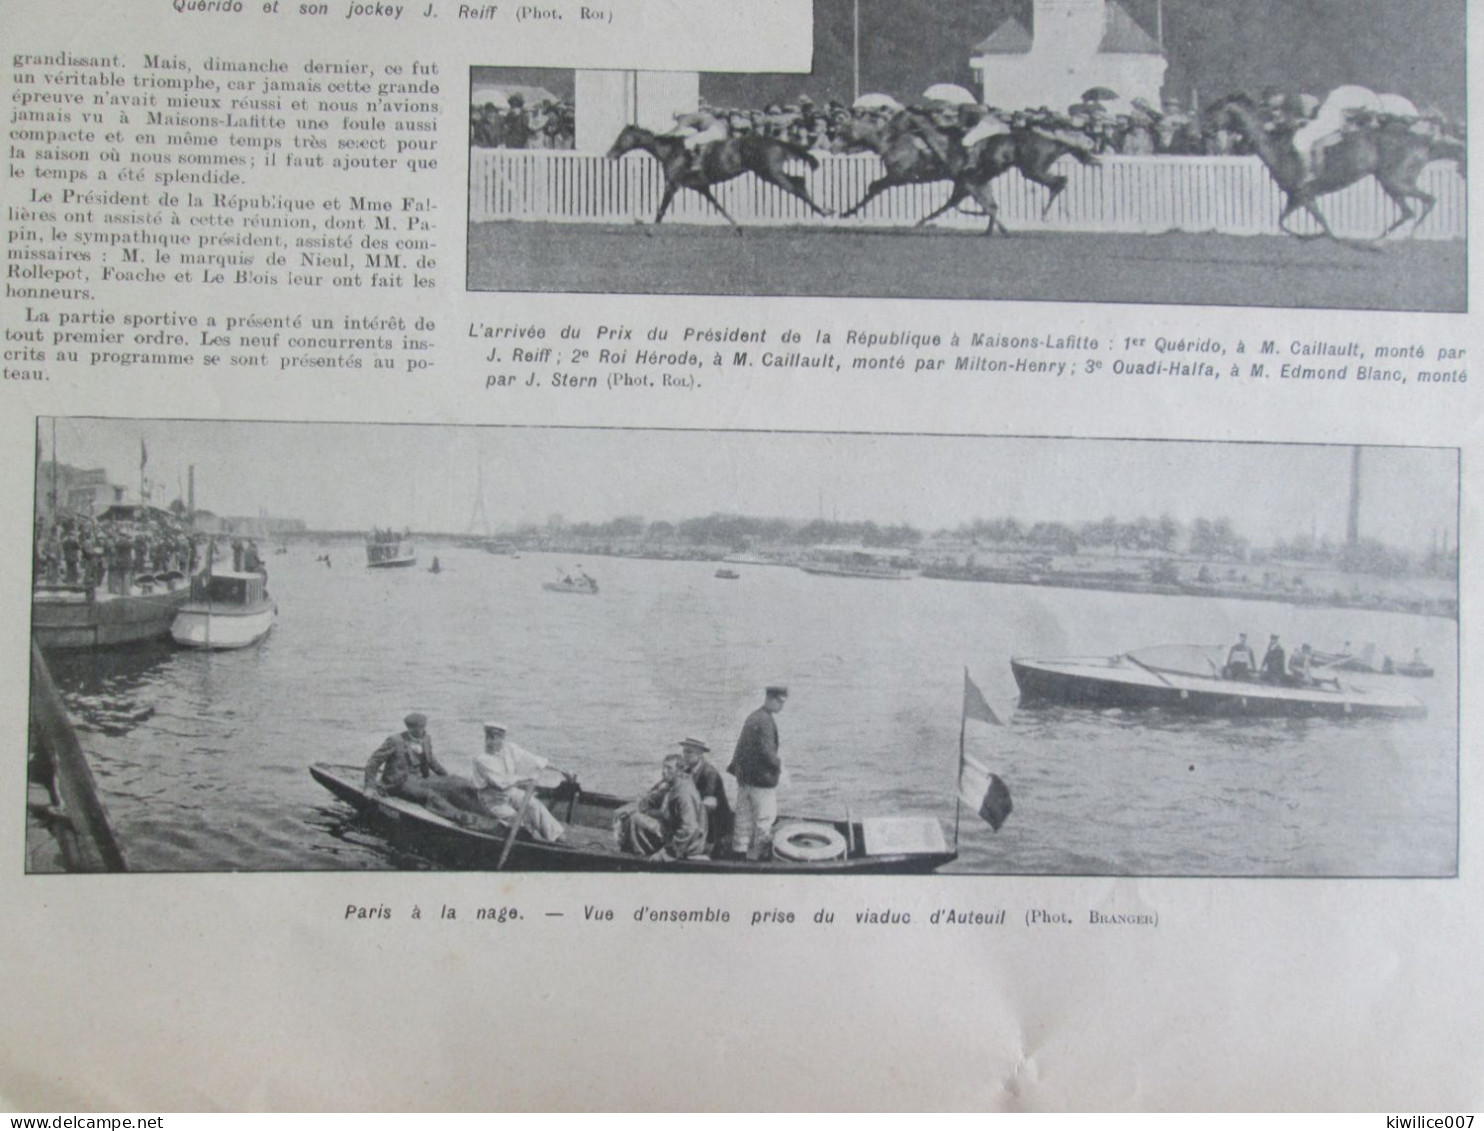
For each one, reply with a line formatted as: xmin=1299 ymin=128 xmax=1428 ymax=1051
xmin=170 ymin=570 xmax=277 ymax=650
xmin=715 ymin=568 xmax=741 ymax=580
xmin=1011 ymin=645 xmax=1426 ymax=720
xmin=366 ymin=531 xmax=416 ymax=569
xmin=799 ymin=550 xmax=915 ymax=580
xmin=543 ymin=574 xmax=598 ymax=595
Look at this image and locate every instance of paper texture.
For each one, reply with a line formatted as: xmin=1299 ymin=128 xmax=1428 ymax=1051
xmin=3 ymin=0 xmax=1479 ymax=1111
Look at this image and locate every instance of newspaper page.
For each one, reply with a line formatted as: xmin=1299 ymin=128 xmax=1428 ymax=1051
xmin=2 ymin=0 xmax=1478 ymax=1112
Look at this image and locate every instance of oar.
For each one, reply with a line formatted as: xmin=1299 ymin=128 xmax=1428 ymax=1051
xmin=496 ymin=785 xmax=538 ymax=870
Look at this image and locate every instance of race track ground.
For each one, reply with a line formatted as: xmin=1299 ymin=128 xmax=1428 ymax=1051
xmin=467 ymin=222 xmax=1466 ymax=312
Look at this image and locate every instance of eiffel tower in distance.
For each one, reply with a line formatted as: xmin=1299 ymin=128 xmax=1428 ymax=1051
xmin=467 ymin=446 xmax=491 ymax=536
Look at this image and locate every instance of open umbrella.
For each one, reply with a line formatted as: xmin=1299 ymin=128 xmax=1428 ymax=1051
xmin=922 ymin=83 xmax=978 ymax=106
xmin=1081 ymin=86 xmax=1120 ymax=103
xmin=470 ymin=86 xmax=510 ymax=109
xmin=1378 ymin=92 xmax=1419 ymax=118
xmin=853 ymin=92 xmax=902 ymax=111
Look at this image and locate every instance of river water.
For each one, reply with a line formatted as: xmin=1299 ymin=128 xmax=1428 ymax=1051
xmin=41 ymin=544 xmax=1457 ymax=876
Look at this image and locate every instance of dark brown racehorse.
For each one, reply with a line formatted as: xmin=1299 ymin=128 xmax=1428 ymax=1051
xmin=1205 ymin=93 xmax=1463 ymax=241
xmin=836 ymin=114 xmax=1098 ymax=234
xmin=605 ymin=124 xmax=831 ymax=229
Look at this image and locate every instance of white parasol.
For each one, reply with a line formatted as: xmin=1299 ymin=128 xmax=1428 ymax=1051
xmin=921 ymin=83 xmax=978 ymax=106
xmin=853 ymin=92 xmax=902 ymax=111
xmin=470 ymin=86 xmax=511 ymax=109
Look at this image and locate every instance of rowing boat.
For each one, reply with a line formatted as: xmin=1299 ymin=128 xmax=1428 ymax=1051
xmin=308 ymin=763 xmax=957 ymax=873
xmin=1011 ymin=645 xmax=1426 ymax=719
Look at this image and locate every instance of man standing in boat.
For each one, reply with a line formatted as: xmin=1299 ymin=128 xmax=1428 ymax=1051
xmin=1224 ymin=633 xmax=1257 ymax=680
xmin=364 ymin=712 xmax=486 ymax=823
xmin=728 ymin=685 xmax=787 ymax=861
xmin=470 ymin=721 xmax=567 ymax=842
xmin=679 ymin=736 xmax=732 ymax=855
xmin=1260 ymin=635 xmax=1288 ymax=684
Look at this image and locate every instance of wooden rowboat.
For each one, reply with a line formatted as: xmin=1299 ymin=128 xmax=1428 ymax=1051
xmin=309 ymin=762 xmax=956 ymax=873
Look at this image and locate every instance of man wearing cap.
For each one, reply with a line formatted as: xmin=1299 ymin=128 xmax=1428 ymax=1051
xmin=727 ymin=686 xmax=787 ymax=860
xmin=364 ymin=712 xmax=485 ymax=823
xmin=679 ymin=737 xmax=732 ymax=855
xmin=1260 ymin=635 xmax=1288 ymax=684
xmin=1224 ymin=633 xmax=1257 ymax=680
xmin=470 ymin=721 xmax=566 ymax=842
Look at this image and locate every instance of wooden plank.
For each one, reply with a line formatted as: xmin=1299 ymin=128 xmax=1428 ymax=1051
xmin=28 ymin=639 xmax=127 ymax=872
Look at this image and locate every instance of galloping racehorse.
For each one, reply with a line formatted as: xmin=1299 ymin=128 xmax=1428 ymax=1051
xmin=836 ymin=113 xmax=1098 ymax=234
xmin=605 ymin=124 xmax=831 ymax=229
xmin=1205 ymin=93 xmax=1463 ymax=241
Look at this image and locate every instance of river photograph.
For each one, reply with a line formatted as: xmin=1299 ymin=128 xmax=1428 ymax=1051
xmin=28 ymin=419 xmax=1458 ymax=877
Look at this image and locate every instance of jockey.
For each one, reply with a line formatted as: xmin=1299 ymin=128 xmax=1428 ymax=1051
xmin=1291 ymin=84 xmax=1382 ymax=181
xmin=960 ymin=104 xmax=1011 ymax=151
xmin=667 ymin=105 xmax=729 ymax=152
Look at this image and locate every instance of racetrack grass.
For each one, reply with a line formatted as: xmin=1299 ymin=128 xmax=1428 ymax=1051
xmin=467 ymin=221 xmax=1466 ymax=312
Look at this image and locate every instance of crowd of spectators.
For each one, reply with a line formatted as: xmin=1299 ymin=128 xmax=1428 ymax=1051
xmin=470 ymin=93 xmax=576 ymax=150
xmin=34 ymin=510 xmax=262 ymax=597
xmin=471 ymin=86 xmax=1459 ymax=159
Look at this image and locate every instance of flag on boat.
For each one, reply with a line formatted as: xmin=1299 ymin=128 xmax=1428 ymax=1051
xmin=140 ymin=438 xmax=148 ymax=470
xmin=959 ymin=669 xmax=1012 ymax=831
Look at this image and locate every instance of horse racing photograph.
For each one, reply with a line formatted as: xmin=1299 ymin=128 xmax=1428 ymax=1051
xmin=465 ymin=0 xmax=1466 ymax=311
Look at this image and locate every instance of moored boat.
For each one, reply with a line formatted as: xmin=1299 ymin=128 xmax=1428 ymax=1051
xmin=799 ymin=552 xmax=915 ymax=580
xmin=714 ymin=568 xmax=741 ymax=580
xmin=308 ymin=763 xmax=956 ymax=873
xmin=170 ymin=570 xmax=277 ymax=650
xmin=32 ymin=504 xmax=200 ymax=652
xmin=1011 ymin=645 xmax=1426 ymax=719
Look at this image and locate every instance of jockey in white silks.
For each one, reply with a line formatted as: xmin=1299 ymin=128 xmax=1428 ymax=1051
xmin=667 ymin=106 xmax=729 ymax=151
xmin=960 ymin=106 xmax=1012 ymax=150
xmin=1290 ymin=84 xmax=1382 ymax=181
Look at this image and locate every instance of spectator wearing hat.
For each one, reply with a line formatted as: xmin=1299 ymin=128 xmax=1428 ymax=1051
xmin=679 ymin=736 xmax=732 ymax=854
xmin=364 ymin=712 xmax=485 ymax=823
xmin=470 ymin=721 xmax=566 ymax=842
xmin=727 ymin=685 xmax=787 ymax=860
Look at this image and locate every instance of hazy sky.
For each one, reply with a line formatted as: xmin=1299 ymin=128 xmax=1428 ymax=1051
xmin=43 ymin=418 xmax=1456 ymax=550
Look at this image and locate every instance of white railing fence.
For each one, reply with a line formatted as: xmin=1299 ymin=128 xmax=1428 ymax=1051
xmin=469 ymin=149 xmax=1465 ymax=240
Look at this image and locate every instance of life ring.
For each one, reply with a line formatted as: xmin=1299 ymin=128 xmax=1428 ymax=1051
xmin=770 ymin=821 xmax=847 ymax=864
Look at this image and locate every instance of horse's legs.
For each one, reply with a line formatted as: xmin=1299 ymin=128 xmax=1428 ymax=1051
xmin=916 ymin=182 xmax=968 ymax=228
xmin=1278 ymin=194 xmax=1333 ymax=241
xmin=840 ymin=176 xmax=897 ymax=219
xmin=768 ymin=168 xmax=832 ymax=217
xmin=654 ymin=182 xmax=680 ymax=225
xmin=694 ymin=185 xmax=741 ymax=230
xmin=1034 ymin=173 xmax=1069 ymax=219
xmin=964 ymin=179 xmax=1004 ymax=236
xmin=1378 ymin=186 xmax=1434 ymax=239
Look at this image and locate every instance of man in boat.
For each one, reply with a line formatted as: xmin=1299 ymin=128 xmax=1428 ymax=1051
xmin=1223 ymin=633 xmax=1257 ymax=680
xmin=728 ymin=685 xmax=787 ymax=861
xmin=470 ymin=721 xmax=567 ymax=842
xmin=679 ymin=736 xmax=732 ymax=856
xmin=1260 ymin=635 xmax=1288 ymax=684
xmin=364 ymin=712 xmax=488 ymax=824
xmin=615 ymin=753 xmax=708 ymax=861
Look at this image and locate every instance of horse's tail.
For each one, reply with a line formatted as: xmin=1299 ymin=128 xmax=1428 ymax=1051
xmin=775 ymin=138 xmax=820 ymax=169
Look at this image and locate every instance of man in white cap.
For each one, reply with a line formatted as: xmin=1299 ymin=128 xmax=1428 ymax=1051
xmin=727 ymin=685 xmax=787 ymax=860
xmin=470 ymin=721 xmax=567 ymax=842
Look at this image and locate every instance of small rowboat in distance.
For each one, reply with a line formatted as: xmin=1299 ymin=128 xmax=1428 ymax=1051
xmin=308 ymin=763 xmax=956 ymax=874
xmin=1011 ymin=645 xmax=1426 ymax=720
xmin=543 ymin=575 xmax=598 ymax=595
xmin=714 ymin=568 xmax=741 ymax=580
xmin=170 ymin=570 xmax=277 ymax=650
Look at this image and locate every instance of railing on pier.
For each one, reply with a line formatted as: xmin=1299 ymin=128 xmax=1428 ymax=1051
xmin=469 ymin=149 xmax=1465 ymax=241
xmin=29 ymin=639 xmax=127 ymax=872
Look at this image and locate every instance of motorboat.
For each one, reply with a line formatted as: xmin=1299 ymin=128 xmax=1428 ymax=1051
xmin=170 ymin=570 xmax=277 ymax=650
xmin=1011 ymin=644 xmax=1426 ymax=719
xmin=366 ymin=531 xmax=417 ymax=568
